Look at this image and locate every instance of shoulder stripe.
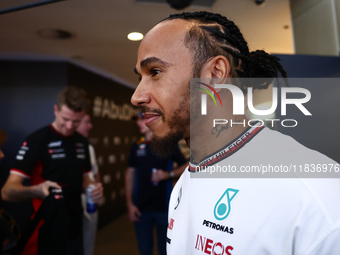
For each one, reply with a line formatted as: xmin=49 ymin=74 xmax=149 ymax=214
xmin=10 ymin=169 xmax=31 ymax=179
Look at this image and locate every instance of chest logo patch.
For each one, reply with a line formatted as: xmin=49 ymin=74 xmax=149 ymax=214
xmin=48 ymin=141 xmax=62 ymax=148
xmin=214 ymin=188 xmax=239 ymax=221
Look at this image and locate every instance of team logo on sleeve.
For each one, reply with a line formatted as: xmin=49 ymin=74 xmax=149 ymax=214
xmin=214 ymin=188 xmax=239 ymax=221
xmin=20 ymin=141 xmax=29 ymax=151
xmin=174 ymin=187 xmax=182 ymax=210
xmin=16 ymin=141 xmax=29 ymax=160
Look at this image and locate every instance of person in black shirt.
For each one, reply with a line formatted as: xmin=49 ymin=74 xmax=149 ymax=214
xmin=125 ymin=112 xmax=187 ymax=255
xmin=1 ymin=87 xmax=103 ymax=255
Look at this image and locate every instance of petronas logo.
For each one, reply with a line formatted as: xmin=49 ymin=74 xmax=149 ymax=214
xmin=214 ymin=188 xmax=239 ymax=221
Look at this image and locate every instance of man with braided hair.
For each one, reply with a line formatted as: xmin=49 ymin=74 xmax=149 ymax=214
xmin=131 ymin=11 xmax=340 ymax=255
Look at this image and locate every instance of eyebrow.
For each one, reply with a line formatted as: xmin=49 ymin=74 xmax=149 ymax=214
xmin=140 ymin=57 xmax=171 ymax=68
xmin=134 ymin=57 xmax=171 ymax=75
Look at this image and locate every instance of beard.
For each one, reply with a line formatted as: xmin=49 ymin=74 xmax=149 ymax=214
xmin=150 ymin=129 xmax=185 ymax=158
xmin=149 ymin=88 xmax=190 ymax=158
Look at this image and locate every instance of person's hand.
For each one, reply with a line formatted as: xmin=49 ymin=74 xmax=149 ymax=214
xmin=88 ymin=182 xmax=103 ymax=203
xmin=151 ymin=169 xmax=169 ymax=184
xmin=33 ymin=180 xmax=61 ymax=199
xmin=127 ymin=204 xmax=141 ymax=222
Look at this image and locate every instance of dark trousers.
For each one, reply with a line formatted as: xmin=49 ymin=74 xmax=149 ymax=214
xmin=65 ymin=235 xmax=84 ymax=255
xmin=134 ymin=211 xmax=167 ymax=255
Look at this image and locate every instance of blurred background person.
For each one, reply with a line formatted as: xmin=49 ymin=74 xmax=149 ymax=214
xmin=125 ymin=112 xmax=187 ymax=255
xmin=1 ymin=87 xmax=103 ymax=255
xmin=77 ymin=114 xmax=100 ymax=255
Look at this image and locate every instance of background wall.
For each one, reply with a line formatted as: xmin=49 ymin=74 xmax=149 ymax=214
xmin=291 ymin=0 xmax=340 ymax=56
xmin=275 ymin=54 xmax=340 ymax=163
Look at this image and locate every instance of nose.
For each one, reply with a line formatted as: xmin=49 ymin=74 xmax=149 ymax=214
xmin=0 ymin=150 xmax=4 ymax=159
xmin=131 ymin=85 xmax=151 ymax=106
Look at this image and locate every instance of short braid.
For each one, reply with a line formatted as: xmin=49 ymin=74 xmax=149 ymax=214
xmin=168 ymin=11 xmax=250 ymax=55
xmin=163 ymin=11 xmax=288 ymax=91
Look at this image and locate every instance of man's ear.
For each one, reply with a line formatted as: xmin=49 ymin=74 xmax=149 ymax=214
xmin=53 ymin=105 xmax=59 ymax=117
xmin=200 ymin=55 xmax=231 ymax=79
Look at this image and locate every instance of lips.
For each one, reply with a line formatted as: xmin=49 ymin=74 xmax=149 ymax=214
xmin=143 ymin=113 xmax=161 ymax=126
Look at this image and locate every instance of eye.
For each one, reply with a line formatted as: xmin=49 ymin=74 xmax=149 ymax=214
xmin=150 ymin=68 xmax=161 ymax=77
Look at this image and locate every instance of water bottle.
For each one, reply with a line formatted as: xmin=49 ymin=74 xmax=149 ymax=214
xmin=86 ymin=185 xmax=97 ymax=213
xmin=151 ymin=168 xmax=158 ymax=186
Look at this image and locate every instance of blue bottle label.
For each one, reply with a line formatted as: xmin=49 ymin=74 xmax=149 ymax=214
xmin=86 ymin=185 xmax=97 ymax=213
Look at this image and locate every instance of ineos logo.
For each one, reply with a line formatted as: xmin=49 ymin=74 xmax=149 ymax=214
xmin=195 ymin=234 xmax=233 ymax=255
